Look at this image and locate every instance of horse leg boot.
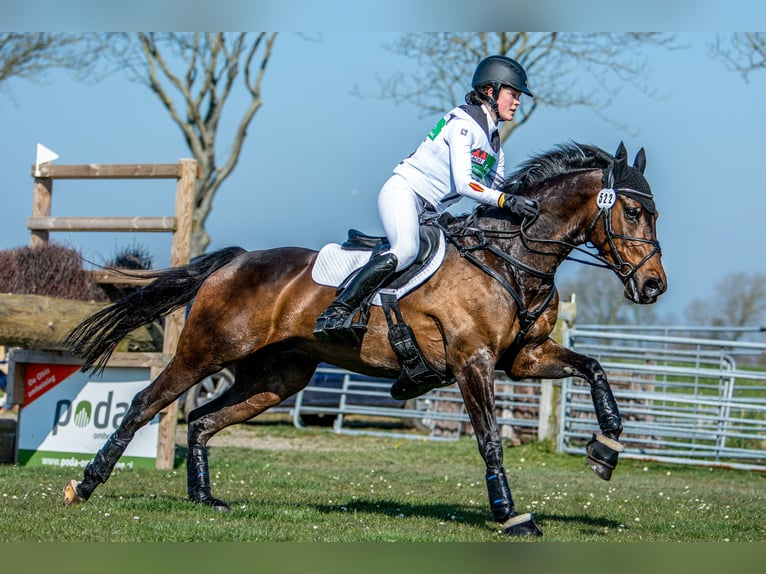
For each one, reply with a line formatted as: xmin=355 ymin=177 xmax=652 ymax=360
xmin=63 ymin=431 xmax=133 ymax=505
xmin=314 ymin=252 xmax=398 ymax=346
xmin=62 ymin=384 xmax=163 ymax=506
xmin=187 ymin=445 xmax=230 ymax=511
xmin=586 ymin=373 xmax=625 ymax=481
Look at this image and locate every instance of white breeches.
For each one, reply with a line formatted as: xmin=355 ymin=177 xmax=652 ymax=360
xmin=377 ymin=174 xmax=428 ymax=271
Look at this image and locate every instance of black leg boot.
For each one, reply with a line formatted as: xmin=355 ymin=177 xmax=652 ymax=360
xmin=314 ymin=252 xmax=398 ymax=346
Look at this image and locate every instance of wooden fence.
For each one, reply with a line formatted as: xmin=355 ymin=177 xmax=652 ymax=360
xmin=26 ymin=159 xmax=198 ymax=469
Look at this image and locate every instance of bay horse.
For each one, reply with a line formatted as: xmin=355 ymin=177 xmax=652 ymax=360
xmin=61 ymin=142 xmax=666 ymax=537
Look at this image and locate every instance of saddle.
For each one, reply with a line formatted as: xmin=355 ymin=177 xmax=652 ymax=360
xmin=339 ymin=224 xmax=442 ymax=291
xmin=337 ymin=223 xmax=454 ymax=400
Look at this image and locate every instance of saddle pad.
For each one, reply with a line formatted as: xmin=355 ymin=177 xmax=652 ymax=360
xmin=311 ymin=231 xmax=446 ymax=305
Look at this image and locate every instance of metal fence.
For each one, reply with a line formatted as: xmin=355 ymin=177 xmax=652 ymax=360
xmin=563 ymin=327 xmax=766 ymax=471
xmin=287 ymin=365 xmax=542 ymax=442
xmin=287 ymin=327 xmax=766 ymax=471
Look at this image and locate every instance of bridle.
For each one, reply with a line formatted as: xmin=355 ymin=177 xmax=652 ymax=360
xmin=515 ymin=165 xmax=661 ymax=281
xmin=579 ymin=188 xmax=662 ymax=280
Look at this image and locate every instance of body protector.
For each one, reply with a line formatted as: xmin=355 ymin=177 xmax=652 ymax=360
xmin=392 ymin=104 xmax=505 ymax=213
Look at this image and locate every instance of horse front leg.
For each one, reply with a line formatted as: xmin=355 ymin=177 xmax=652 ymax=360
xmin=455 ymin=352 xmax=542 ymax=537
xmin=504 ymin=338 xmax=624 ymax=481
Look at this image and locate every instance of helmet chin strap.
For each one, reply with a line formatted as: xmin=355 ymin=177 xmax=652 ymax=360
xmin=486 ymin=82 xmax=502 ymax=123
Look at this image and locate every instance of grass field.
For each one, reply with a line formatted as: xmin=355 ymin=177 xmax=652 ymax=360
xmin=0 ymin=416 xmax=764 ymax=543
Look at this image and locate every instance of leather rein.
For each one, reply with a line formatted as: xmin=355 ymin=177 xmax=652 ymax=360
xmin=431 ymin=169 xmax=660 ymax=346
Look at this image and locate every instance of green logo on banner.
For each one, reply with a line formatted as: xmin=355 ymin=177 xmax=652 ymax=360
xmin=74 ymin=401 xmax=92 ymax=427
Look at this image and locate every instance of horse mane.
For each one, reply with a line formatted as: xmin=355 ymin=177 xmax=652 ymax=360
xmin=440 ymin=142 xmax=612 ymax=231
xmin=503 ymin=142 xmax=612 ymax=194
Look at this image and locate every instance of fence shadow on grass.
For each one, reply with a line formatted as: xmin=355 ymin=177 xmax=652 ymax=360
xmin=535 ymin=512 xmax=622 ymax=534
xmin=313 ymin=499 xmax=624 ymax=535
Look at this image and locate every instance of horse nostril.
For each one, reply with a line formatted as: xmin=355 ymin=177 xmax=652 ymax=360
xmin=644 ymin=278 xmax=666 ymax=297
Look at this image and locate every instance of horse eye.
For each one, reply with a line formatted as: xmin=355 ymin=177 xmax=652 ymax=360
xmin=624 ymin=207 xmax=640 ymax=220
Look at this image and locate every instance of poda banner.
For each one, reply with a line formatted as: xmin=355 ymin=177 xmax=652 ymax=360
xmin=15 ymin=359 xmax=159 ymax=468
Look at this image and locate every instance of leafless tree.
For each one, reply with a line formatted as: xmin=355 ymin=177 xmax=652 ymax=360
xmin=710 ymin=33 xmax=766 ymax=80
xmin=374 ymin=32 xmax=679 ymax=142
xmin=101 ymin=32 xmax=278 ymax=257
xmin=684 ymin=272 xmax=766 ymax=339
xmin=0 ymin=33 xmax=99 ymax=94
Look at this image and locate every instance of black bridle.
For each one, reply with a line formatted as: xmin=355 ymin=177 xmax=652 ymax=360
xmin=579 ymin=192 xmax=662 ymax=280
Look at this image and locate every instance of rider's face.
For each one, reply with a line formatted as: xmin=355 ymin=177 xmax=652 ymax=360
xmin=494 ymin=86 xmax=522 ymax=123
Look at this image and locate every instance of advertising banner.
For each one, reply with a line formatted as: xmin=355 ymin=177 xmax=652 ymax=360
xmin=16 ymin=361 xmax=159 ymax=468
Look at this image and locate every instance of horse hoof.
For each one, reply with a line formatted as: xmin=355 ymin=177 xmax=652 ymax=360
xmin=62 ymin=479 xmax=84 ymax=506
xmin=501 ymin=513 xmax=543 ymax=537
xmin=586 ymin=433 xmax=624 ymax=481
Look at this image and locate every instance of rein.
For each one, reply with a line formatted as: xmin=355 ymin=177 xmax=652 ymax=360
xmin=432 ymin=167 xmax=660 ymax=346
xmin=519 ymin=185 xmax=661 ymax=280
xmin=433 ymin=216 xmax=557 ymax=347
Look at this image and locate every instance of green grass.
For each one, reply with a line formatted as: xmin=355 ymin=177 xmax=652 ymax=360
xmin=1 ymin=419 xmax=764 ymax=542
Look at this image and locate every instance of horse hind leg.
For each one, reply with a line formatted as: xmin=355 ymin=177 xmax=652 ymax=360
xmin=186 ymin=350 xmax=319 ymax=511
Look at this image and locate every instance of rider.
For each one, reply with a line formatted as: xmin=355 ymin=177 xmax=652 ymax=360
xmin=314 ymin=55 xmax=540 ymax=343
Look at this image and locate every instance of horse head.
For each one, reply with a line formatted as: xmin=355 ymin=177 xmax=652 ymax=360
xmin=585 ymin=142 xmax=667 ymax=304
xmin=495 ymin=141 xmax=667 ymax=306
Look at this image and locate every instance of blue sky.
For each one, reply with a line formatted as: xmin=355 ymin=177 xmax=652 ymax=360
xmin=1 ymin=26 xmax=765 ymax=321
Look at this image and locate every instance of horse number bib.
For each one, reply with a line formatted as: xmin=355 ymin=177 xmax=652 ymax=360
xmin=597 ymin=188 xmax=616 ymax=209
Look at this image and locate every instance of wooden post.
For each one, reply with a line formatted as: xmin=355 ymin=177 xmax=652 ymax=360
xmin=30 ymin=177 xmax=52 ymax=247
xmin=537 ymin=297 xmax=577 ymax=442
xmin=154 ymin=159 xmax=196 ymax=470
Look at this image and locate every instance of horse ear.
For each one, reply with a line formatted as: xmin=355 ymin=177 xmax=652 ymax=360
xmin=614 ymin=141 xmax=628 ymax=163
xmin=633 ymin=147 xmax=647 ymax=174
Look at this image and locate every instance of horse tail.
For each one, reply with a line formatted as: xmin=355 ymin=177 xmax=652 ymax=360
xmin=64 ymin=246 xmax=248 ymax=374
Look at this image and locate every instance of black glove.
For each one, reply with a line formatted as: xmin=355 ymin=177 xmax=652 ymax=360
xmin=502 ymin=193 xmax=540 ymax=218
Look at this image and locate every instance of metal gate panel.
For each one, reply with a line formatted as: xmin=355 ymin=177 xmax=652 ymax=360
xmin=564 ymin=328 xmax=766 ymax=471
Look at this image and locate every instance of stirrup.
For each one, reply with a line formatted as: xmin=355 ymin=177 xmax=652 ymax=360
xmin=314 ymin=305 xmax=367 ymax=347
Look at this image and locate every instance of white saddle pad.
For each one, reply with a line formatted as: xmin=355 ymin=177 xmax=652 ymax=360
xmin=311 ymin=231 xmax=446 ymax=305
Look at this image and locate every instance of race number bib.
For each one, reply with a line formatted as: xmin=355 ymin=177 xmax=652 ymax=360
xmin=596 ymin=189 xmax=616 ymax=209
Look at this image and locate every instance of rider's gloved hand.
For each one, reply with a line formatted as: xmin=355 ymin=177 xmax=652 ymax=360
xmin=502 ymin=193 xmax=540 ymax=218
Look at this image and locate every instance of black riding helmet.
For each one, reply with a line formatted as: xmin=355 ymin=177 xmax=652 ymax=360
xmin=472 ymin=55 xmax=533 ymax=97
xmin=471 ymin=55 xmax=532 ymax=121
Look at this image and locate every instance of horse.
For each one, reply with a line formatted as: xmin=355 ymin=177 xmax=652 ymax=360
xmin=61 ymin=141 xmax=666 ymax=537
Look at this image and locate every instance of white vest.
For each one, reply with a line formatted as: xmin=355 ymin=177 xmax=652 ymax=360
xmin=392 ymin=104 xmax=505 ymax=213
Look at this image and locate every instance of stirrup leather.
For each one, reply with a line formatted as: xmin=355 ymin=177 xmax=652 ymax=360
xmin=380 ymin=291 xmax=454 ymax=400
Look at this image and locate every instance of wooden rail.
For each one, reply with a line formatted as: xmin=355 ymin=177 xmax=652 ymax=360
xmin=27 ymin=216 xmax=178 ymax=233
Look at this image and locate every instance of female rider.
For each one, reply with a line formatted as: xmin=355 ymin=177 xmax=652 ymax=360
xmin=315 ymin=55 xmax=540 ymax=343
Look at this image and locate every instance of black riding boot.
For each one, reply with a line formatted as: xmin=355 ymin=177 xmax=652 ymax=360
xmin=314 ymin=252 xmax=398 ymax=346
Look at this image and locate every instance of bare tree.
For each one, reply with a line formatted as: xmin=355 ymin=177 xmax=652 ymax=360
xmin=101 ymin=32 xmax=278 ymax=257
xmin=684 ymin=272 xmax=766 ymax=338
xmin=374 ymin=33 xmax=679 ymax=142
xmin=0 ymin=33 xmax=99 ymax=93
xmin=710 ymin=33 xmax=766 ymax=80
xmin=558 ymin=265 xmax=660 ymax=326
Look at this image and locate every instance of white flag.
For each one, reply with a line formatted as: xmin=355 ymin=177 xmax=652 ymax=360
xmin=35 ymin=143 xmax=59 ymax=176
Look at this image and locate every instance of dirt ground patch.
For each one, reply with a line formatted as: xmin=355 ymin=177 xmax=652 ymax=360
xmin=174 ymin=416 xmax=347 ymax=451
